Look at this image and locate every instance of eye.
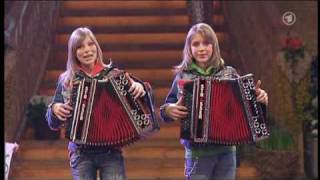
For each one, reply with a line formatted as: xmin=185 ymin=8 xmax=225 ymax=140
xmin=191 ymin=41 xmax=200 ymax=47
xmin=88 ymin=42 xmax=95 ymax=46
xmin=77 ymin=44 xmax=84 ymax=49
xmin=203 ymin=41 xmax=211 ymax=46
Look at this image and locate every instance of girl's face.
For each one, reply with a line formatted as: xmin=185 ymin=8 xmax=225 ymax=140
xmin=190 ymin=33 xmax=213 ymax=69
xmin=76 ymin=36 xmax=97 ymax=68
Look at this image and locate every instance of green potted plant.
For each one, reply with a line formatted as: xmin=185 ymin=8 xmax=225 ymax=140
xmin=26 ymin=95 xmax=60 ymax=140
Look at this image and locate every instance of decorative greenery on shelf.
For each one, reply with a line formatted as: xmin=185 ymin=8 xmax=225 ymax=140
xmin=26 ymin=95 xmax=59 ymax=140
xmin=26 ymin=95 xmax=52 ymax=121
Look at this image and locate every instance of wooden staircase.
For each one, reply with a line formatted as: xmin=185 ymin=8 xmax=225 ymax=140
xmin=11 ymin=123 xmax=257 ymax=180
xmin=11 ymin=1 xmax=258 ymax=180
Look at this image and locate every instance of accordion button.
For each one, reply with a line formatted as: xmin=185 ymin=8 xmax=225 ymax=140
xmin=137 ymin=120 xmax=143 ymax=126
xmin=122 ymin=80 xmax=128 ymax=85
xmin=143 ymin=120 xmax=150 ymax=126
xmin=260 ymin=123 xmax=266 ymax=129
xmin=255 ymin=128 xmax=261 ymax=134
xmin=135 ymin=115 xmax=141 ymax=120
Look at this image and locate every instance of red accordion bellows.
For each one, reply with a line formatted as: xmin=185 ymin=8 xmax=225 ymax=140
xmin=66 ymin=70 xmax=159 ymax=147
xmin=88 ymin=83 xmax=138 ymax=144
xmin=209 ymin=81 xmax=251 ymax=143
xmin=179 ymin=74 xmax=269 ymax=145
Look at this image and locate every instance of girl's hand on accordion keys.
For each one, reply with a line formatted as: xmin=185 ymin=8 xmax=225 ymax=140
xmin=129 ymin=81 xmax=146 ymax=100
xmin=165 ymin=97 xmax=189 ymax=121
xmin=52 ymin=101 xmax=73 ymax=121
xmin=255 ymin=80 xmax=268 ymax=105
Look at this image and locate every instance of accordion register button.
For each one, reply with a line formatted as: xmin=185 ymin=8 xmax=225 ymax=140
xmin=262 ymin=129 xmax=268 ymax=135
xmin=255 ymin=128 xmax=261 ymax=134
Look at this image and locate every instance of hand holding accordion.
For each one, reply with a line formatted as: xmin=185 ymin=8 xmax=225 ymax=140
xmin=178 ymin=74 xmax=270 ymax=145
xmin=65 ymin=70 xmax=159 ymax=147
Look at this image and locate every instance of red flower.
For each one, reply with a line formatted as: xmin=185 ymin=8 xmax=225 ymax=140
xmin=286 ymin=37 xmax=303 ymax=50
xmin=281 ymin=35 xmax=305 ymax=62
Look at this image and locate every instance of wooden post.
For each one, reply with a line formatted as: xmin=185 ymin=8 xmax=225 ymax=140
xmin=187 ymin=0 xmax=214 ymax=26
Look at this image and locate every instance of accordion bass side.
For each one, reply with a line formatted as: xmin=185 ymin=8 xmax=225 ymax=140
xmin=179 ymin=74 xmax=270 ymax=145
xmin=65 ymin=70 xmax=159 ymax=146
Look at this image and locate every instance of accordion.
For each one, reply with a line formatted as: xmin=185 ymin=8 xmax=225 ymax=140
xmin=179 ymin=74 xmax=269 ymax=145
xmin=65 ymin=70 xmax=159 ymax=147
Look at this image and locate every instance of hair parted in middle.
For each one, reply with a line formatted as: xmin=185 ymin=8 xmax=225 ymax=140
xmin=59 ymin=27 xmax=111 ymax=88
xmin=175 ymin=23 xmax=224 ymax=73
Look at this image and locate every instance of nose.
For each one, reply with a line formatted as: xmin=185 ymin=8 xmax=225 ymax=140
xmin=199 ymin=43 xmax=206 ymax=51
xmin=83 ymin=45 xmax=91 ymax=52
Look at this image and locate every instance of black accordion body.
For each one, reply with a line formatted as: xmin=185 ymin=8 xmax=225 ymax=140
xmin=65 ymin=69 xmax=159 ymax=147
xmin=179 ymin=74 xmax=269 ymax=145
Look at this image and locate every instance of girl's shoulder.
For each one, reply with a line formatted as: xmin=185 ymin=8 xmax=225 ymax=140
xmin=176 ymin=70 xmax=198 ymax=80
xmin=214 ymin=66 xmax=239 ymax=78
xmin=96 ymin=65 xmax=119 ymax=79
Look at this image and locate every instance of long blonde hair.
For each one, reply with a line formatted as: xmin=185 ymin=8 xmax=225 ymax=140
xmin=175 ymin=23 xmax=224 ymax=72
xmin=59 ymin=27 xmax=108 ymax=88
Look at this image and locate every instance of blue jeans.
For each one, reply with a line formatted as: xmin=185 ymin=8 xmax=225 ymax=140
xmin=185 ymin=151 xmax=236 ymax=180
xmin=69 ymin=149 xmax=127 ymax=180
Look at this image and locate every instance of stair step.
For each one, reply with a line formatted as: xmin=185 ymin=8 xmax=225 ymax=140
xmin=12 ymin=131 xmax=257 ymax=179
xmin=11 ymin=168 xmax=256 ymax=180
xmin=11 ymin=163 xmax=185 ymax=179
xmin=12 ymin=157 xmax=185 ymax=170
xmin=56 ymin=42 xmax=186 ymax=52
xmin=19 ymin=123 xmax=181 ymax=148
xmin=61 ymin=8 xmax=188 ymax=17
xmin=62 ymin=1 xmax=187 ymax=10
xmin=54 ymin=32 xmax=228 ymax=51
xmin=41 ymin=86 xmax=170 ymax=102
xmin=59 ymin=1 xmax=223 ymax=17
xmin=43 ymin=68 xmax=175 ymax=85
xmin=48 ymin=55 xmax=181 ymax=70
xmin=51 ymin=50 xmax=182 ymax=68
xmin=57 ymin=15 xmax=189 ymax=27
xmin=48 ymin=49 xmax=230 ymax=70
xmin=55 ymin=32 xmax=227 ymax=45
xmin=57 ymin=24 xmax=196 ymax=34
xmin=15 ymin=125 xmax=182 ymax=160
xmin=11 ymin=158 xmax=257 ymax=180
xmin=57 ymin=15 xmax=224 ymax=28
xmin=38 ymin=84 xmax=170 ymax=104
xmin=38 ymin=88 xmax=170 ymax=108
xmin=39 ymin=68 xmax=174 ymax=98
xmin=14 ymin=144 xmax=183 ymax=161
xmin=57 ymin=33 xmax=186 ymax=47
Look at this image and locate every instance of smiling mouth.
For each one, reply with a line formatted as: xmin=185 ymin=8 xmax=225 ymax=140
xmin=83 ymin=55 xmax=93 ymax=58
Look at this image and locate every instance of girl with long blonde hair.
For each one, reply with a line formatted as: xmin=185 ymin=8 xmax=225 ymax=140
xmin=160 ymin=23 xmax=268 ymax=180
xmin=46 ymin=27 xmax=146 ymax=180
